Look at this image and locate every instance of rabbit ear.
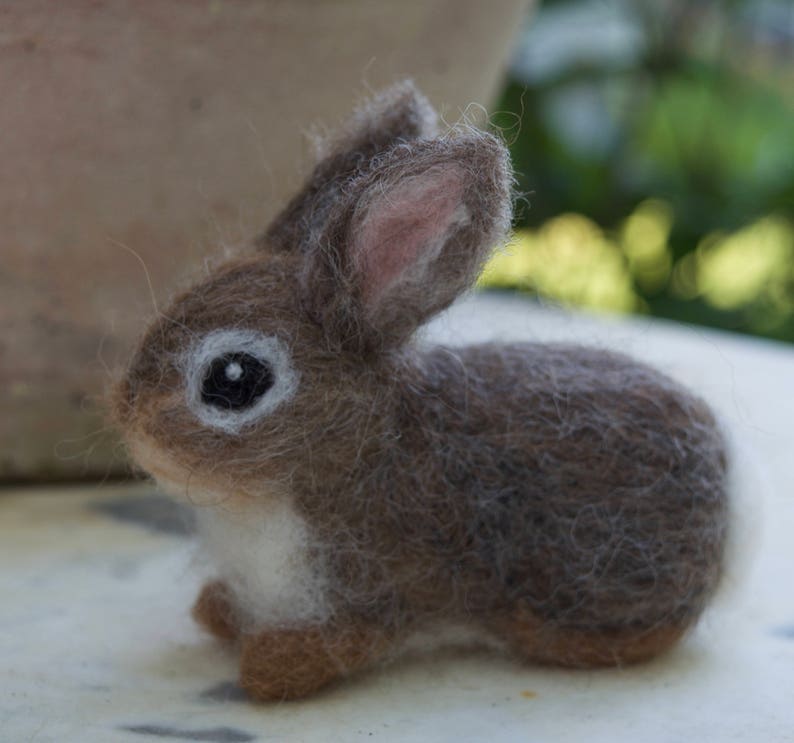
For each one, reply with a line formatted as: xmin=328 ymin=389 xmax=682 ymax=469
xmin=302 ymin=132 xmax=513 ymax=351
xmin=263 ymin=81 xmax=438 ymax=253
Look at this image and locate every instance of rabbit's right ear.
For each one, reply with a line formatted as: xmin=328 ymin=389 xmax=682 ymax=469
xmin=263 ymin=81 xmax=438 ymax=253
xmin=298 ymin=132 xmax=512 ymax=352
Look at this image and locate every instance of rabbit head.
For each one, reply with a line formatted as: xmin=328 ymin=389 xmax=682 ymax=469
xmin=113 ymin=82 xmax=513 ymax=501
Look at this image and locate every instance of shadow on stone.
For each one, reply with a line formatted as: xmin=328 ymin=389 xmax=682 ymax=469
xmin=93 ymin=492 xmax=195 ymax=536
xmin=121 ymin=725 xmax=255 ymax=742
xmin=199 ymin=680 xmax=250 ymax=703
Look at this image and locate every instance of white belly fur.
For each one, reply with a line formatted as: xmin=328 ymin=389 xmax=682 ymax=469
xmin=192 ymin=494 xmax=331 ymax=632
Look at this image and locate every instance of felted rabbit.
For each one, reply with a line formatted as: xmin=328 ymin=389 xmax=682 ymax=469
xmin=113 ymin=81 xmax=729 ymax=701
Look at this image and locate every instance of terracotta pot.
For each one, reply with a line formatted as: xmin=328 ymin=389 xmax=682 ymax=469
xmin=1 ymin=0 xmax=531 ymax=480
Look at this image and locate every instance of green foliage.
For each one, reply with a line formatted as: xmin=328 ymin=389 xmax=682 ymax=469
xmin=487 ymin=0 xmax=794 ymax=343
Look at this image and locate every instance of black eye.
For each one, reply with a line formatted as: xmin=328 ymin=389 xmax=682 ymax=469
xmin=200 ymin=352 xmax=274 ymax=411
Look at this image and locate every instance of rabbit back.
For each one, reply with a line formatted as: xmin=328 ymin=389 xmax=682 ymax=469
xmin=379 ymin=341 xmax=729 ymax=633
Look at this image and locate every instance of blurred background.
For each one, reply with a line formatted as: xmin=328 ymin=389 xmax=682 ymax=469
xmin=482 ymin=0 xmax=794 ymax=345
xmin=2 ymin=0 xmax=792 ymax=482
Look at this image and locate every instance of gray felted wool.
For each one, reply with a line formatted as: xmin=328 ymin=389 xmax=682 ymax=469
xmin=113 ymin=81 xmax=729 ymax=702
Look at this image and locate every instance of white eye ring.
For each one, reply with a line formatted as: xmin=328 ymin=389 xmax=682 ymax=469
xmin=184 ymin=329 xmax=299 ymax=434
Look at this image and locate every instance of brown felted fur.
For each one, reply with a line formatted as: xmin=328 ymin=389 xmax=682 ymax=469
xmin=192 ymin=580 xmax=239 ymax=642
xmin=495 ymin=611 xmax=688 ymax=668
xmin=113 ymin=81 xmax=729 ymax=701
xmin=240 ymin=621 xmax=395 ymax=702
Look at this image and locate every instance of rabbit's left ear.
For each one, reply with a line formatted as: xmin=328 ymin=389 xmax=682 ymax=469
xmin=264 ymin=81 xmax=438 ymax=253
xmin=302 ymin=132 xmax=512 ymax=350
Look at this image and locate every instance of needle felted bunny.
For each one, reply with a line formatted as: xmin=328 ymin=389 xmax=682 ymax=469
xmin=114 ymin=81 xmax=729 ymax=701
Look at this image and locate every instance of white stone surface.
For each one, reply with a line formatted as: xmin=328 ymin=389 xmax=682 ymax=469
xmin=1 ymin=294 xmax=793 ymax=742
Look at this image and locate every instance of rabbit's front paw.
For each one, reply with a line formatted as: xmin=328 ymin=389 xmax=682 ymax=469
xmin=192 ymin=580 xmax=239 ymax=641
xmin=239 ymin=623 xmax=392 ymax=701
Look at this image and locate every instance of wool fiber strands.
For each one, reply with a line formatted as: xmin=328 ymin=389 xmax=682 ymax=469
xmin=114 ymin=81 xmax=729 ymax=702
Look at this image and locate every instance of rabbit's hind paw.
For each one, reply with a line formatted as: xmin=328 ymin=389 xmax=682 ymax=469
xmin=496 ymin=611 xmax=687 ymax=669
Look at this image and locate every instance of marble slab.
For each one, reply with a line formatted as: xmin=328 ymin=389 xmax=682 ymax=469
xmin=1 ymin=295 xmax=793 ymax=742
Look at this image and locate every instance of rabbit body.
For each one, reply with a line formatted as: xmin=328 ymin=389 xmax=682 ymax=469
xmin=115 ymin=82 xmax=729 ymax=701
xmin=372 ymin=342 xmax=726 ymax=628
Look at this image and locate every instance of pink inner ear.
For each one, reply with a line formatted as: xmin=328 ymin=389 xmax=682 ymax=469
xmin=352 ymin=164 xmax=466 ymax=304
